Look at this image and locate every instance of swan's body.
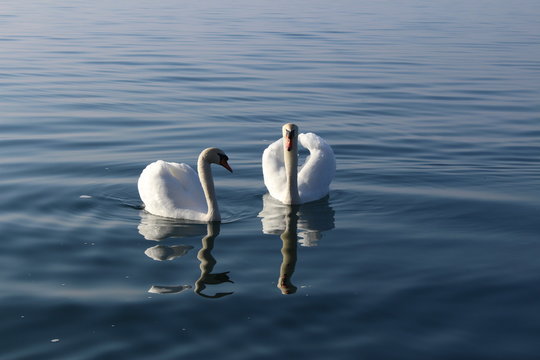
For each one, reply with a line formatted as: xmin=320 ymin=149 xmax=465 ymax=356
xmin=138 ymin=148 xmax=232 ymax=221
xmin=262 ymin=124 xmax=335 ymax=204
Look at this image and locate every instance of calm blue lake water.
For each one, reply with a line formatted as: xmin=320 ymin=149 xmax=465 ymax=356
xmin=1 ymin=1 xmax=540 ymax=359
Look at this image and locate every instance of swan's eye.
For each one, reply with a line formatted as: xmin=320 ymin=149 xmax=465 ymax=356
xmin=218 ymin=153 xmax=228 ymax=162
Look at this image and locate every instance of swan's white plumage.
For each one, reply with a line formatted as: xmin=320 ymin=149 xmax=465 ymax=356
xmin=262 ymin=139 xmax=287 ymax=202
xmin=138 ymin=160 xmax=208 ymax=221
xmin=262 ymin=131 xmax=335 ymax=204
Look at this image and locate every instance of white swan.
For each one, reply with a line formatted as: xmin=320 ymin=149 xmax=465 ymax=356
xmin=262 ymin=123 xmax=335 ymax=204
xmin=138 ymin=147 xmax=232 ymax=221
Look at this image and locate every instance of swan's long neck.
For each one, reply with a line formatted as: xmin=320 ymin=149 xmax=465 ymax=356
xmin=284 ymin=137 xmax=301 ymax=205
xmin=198 ymin=155 xmax=220 ymax=221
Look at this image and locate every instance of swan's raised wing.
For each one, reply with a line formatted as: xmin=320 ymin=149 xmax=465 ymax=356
xmin=262 ymin=138 xmax=287 ymax=202
xmin=138 ymin=160 xmax=207 ymax=218
xmin=298 ymin=133 xmax=336 ymax=203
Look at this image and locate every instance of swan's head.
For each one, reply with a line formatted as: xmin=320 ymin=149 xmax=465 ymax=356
xmin=282 ymin=123 xmax=298 ymax=152
xmin=201 ymin=147 xmax=233 ymax=173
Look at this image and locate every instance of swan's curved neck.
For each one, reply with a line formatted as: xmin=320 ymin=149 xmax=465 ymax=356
xmin=284 ymin=138 xmax=301 ymax=205
xmin=198 ymin=156 xmax=220 ymax=221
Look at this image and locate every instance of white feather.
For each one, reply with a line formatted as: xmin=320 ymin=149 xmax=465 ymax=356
xmin=138 ymin=147 xmax=231 ymax=221
xmin=262 ymin=131 xmax=335 ymax=204
xmin=138 ymin=160 xmax=208 ymax=220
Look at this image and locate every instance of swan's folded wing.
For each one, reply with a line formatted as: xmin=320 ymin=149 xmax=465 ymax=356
xmin=262 ymin=138 xmax=287 ymax=202
xmin=164 ymin=162 xmax=207 ymax=213
xmin=138 ymin=160 xmax=207 ymax=218
xmin=298 ymin=133 xmax=336 ymax=203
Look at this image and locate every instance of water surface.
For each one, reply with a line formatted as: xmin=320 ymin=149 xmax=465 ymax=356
xmin=1 ymin=1 xmax=540 ymax=359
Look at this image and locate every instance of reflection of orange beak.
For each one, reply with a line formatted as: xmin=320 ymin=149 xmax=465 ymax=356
xmin=285 ymin=137 xmax=292 ymax=151
xmin=220 ymin=159 xmax=233 ymax=173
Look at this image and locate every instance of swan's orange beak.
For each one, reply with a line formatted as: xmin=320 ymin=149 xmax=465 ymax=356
xmin=220 ymin=159 xmax=233 ymax=173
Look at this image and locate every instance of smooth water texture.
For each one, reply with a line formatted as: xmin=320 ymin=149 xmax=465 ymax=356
xmin=1 ymin=1 xmax=540 ymax=359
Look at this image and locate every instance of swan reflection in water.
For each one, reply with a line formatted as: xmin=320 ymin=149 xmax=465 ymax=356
xmin=139 ymin=212 xmax=233 ymax=298
xmin=258 ymin=194 xmax=335 ymax=294
xmin=259 ymin=194 xmax=335 ymax=246
xmin=193 ymin=221 xmax=234 ymax=298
